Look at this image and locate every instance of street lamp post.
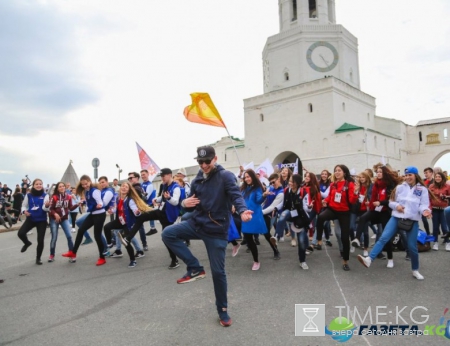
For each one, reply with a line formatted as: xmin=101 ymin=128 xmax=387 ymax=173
xmin=116 ymin=164 xmax=122 ymax=181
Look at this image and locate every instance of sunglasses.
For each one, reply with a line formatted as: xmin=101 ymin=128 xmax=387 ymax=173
xmin=197 ymin=159 xmax=212 ymax=165
xmin=269 ymin=181 xmax=276 ymax=185
xmin=128 ymin=177 xmax=135 ymax=181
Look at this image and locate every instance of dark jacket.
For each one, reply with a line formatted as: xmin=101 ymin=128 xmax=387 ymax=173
xmin=185 ymin=165 xmax=247 ymax=239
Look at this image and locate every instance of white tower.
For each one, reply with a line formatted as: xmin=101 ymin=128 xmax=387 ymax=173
xmin=263 ymin=0 xmax=360 ymax=93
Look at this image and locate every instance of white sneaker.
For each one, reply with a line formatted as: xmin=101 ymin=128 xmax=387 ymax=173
xmin=305 ymin=250 xmax=311 ymax=255
xmin=270 ymin=236 xmax=277 ymax=246
xmin=446 ymin=243 xmax=450 ymax=252
xmin=432 ymin=243 xmax=438 ymax=251
xmin=387 ymin=259 xmax=394 ymax=268
xmin=71 ymin=228 xmax=76 ymax=233
xmin=371 ymin=234 xmax=376 ymax=239
xmin=350 ymin=246 xmax=355 ymax=253
xmin=351 ymin=239 xmax=360 ymax=248
xmin=27 ymin=231 xmax=33 ymax=235
xmin=300 ymin=262 xmax=309 ymax=270
xmin=412 ymin=271 xmax=424 ymax=280
xmin=232 ymin=244 xmax=241 ymax=257
xmin=291 ymin=239 xmax=297 ymax=247
xmin=279 ymin=237 xmax=285 ymax=243
xmin=357 ymin=255 xmax=371 ymax=268
xmin=363 ymin=250 xmax=369 ymax=257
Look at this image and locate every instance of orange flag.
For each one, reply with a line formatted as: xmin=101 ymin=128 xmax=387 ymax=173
xmin=183 ymin=93 xmax=226 ymax=128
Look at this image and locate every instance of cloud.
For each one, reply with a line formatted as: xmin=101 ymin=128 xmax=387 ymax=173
xmin=0 ymin=1 xmax=98 ymax=135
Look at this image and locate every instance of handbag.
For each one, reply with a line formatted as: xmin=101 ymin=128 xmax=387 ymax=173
xmin=397 ymin=218 xmax=414 ymax=232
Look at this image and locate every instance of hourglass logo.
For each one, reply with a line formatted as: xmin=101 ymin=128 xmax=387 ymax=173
xmin=295 ymin=304 xmax=325 ymax=336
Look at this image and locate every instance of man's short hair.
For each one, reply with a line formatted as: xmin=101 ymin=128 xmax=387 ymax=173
xmin=140 ymin=169 xmax=148 ymax=174
xmin=424 ymin=167 xmax=433 ymax=173
xmin=128 ymin=172 xmax=140 ymax=178
xmin=268 ymin=173 xmax=279 ymax=181
xmin=98 ymin=176 xmax=108 ymax=182
xmin=113 ymin=178 xmax=118 ymax=182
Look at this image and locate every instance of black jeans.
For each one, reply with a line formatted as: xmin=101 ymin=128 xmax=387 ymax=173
xmin=354 ymin=210 xmax=393 ymax=258
xmin=70 ymin=212 xmax=78 ymax=228
xmin=104 ymin=219 xmax=135 ymax=261
xmin=17 ymin=218 xmax=47 ymax=259
xmin=263 ymin=215 xmax=279 ymax=253
xmin=243 ymin=233 xmax=258 ymax=262
xmin=128 ymin=209 xmax=176 ymax=261
xmin=73 ymin=213 xmax=107 ymax=259
xmin=317 ymin=208 xmax=351 ymax=261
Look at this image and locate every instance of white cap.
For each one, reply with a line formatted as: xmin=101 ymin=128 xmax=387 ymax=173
xmin=176 ymin=167 xmax=187 ymax=176
xmin=350 ymin=168 xmax=356 ymax=176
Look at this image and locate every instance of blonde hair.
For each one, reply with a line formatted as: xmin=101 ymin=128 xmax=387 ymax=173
xmin=120 ymin=182 xmax=152 ymax=213
xmin=76 ymin=175 xmax=99 ymax=198
xmin=358 ymin=172 xmax=372 ymax=199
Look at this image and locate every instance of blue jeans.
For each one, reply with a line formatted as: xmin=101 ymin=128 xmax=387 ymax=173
xmin=162 ymin=221 xmax=228 ymax=315
xmin=295 ymin=229 xmax=309 ymax=263
xmin=444 ymin=207 xmax=450 ymax=243
xmin=139 ymin=226 xmax=147 ymax=247
xmin=114 ymin=229 xmax=142 ymax=251
xmin=49 ymin=219 xmax=74 ymax=256
xmin=370 ymin=217 xmax=419 ymax=270
xmin=76 ymin=213 xmax=107 ymax=250
xmin=432 ymin=209 xmax=448 ymax=242
xmin=275 ymin=210 xmax=292 ymax=239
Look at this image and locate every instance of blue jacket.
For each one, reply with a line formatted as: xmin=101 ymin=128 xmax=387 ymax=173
xmin=163 ymin=181 xmax=182 ymax=223
xmin=115 ymin=197 xmax=137 ymax=230
xmin=141 ymin=181 xmax=156 ymax=205
xmin=186 ymin=165 xmax=247 ymax=239
xmin=241 ymin=187 xmax=267 ymax=235
xmin=27 ymin=193 xmax=47 ymax=222
xmin=85 ymin=187 xmax=103 ymax=213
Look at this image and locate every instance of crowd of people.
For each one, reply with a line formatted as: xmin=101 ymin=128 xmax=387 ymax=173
xmin=1 ymin=147 xmax=450 ymax=327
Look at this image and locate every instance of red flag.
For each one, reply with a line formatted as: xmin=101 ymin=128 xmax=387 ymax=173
xmin=136 ymin=142 xmax=160 ymax=182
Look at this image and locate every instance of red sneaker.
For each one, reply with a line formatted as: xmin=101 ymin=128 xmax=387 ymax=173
xmin=62 ymin=251 xmax=76 ymax=258
xmin=96 ymin=258 xmax=106 ymax=266
xmin=176 ymin=270 xmax=206 ymax=284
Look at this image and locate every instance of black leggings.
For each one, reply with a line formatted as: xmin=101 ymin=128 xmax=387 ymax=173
xmin=70 ymin=212 xmax=78 ymax=228
xmin=128 ymin=209 xmax=176 ymax=261
xmin=354 ymin=210 xmax=393 ymax=259
xmin=17 ymin=218 xmax=47 ymax=259
xmin=243 ymin=233 xmax=258 ymax=262
xmin=73 ymin=213 xmax=106 ymax=259
xmin=317 ymin=209 xmax=351 ymax=261
xmin=263 ymin=215 xmax=279 ymax=253
xmin=104 ymin=219 xmax=135 ymax=261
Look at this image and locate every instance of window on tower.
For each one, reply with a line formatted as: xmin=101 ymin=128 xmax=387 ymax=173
xmin=260 ymin=114 xmax=264 ymax=122
xmin=308 ymin=103 xmax=313 ymax=113
xmin=309 ymin=0 xmax=317 ymax=18
xmin=284 ymin=72 xmax=289 ymax=81
xmin=292 ymin=0 xmax=297 ymax=21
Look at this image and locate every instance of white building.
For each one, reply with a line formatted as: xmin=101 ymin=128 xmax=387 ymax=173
xmin=177 ymin=0 xmax=450 ymax=182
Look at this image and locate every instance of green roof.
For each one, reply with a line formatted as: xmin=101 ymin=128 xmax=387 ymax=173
xmin=335 ymin=123 xmax=364 ymax=133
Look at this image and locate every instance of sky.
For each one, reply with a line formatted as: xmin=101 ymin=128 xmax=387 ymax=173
xmin=1 ymin=0 xmax=450 ymax=187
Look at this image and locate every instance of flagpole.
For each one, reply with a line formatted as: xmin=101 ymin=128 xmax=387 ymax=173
xmin=224 ymin=127 xmax=242 ymax=167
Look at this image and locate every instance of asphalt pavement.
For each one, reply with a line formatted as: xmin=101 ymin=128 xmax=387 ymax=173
xmin=0 ymin=222 xmax=448 ymax=346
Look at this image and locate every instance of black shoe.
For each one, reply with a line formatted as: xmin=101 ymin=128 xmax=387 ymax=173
xmin=246 ymin=248 xmax=251 ymax=253
xmin=143 ymin=245 xmax=148 ymax=251
xmin=255 ymin=238 xmax=260 ymax=246
xmin=135 ymin=251 xmax=145 ymax=259
xmin=273 ymin=251 xmax=280 ymax=260
xmin=21 ymin=242 xmax=32 ymax=253
xmin=241 ymin=240 xmax=247 ymax=246
xmin=342 ymin=264 xmax=350 ymax=271
xmin=405 ymin=254 xmax=411 ymax=261
xmin=325 ymin=240 xmax=332 ymax=247
xmin=110 ymin=250 xmax=123 ymax=258
xmin=314 ymin=244 xmax=322 ymax=250
xmin=186 ymin=240 xmax=191 ymax=247
xmin=36 ymin=258 xmax=43 ymax=265
xmin=377 ymin=253 xmax=386 ymax=260
xmin=307 ymin=245 xmax=314 ymax=252
xmin=146 ymin=228 xmax=158 ymax=236
xmin=168 ymin=260 xmax=179 ymax=269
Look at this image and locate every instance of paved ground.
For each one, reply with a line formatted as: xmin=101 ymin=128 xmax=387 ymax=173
xmin=0 ymin=222 xmax=449 ymax=346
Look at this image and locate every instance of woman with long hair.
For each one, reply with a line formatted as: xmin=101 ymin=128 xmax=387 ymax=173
xmin=62 ymin=175 xmax=107 ymax=266
xmin=48 ymin=182 xmax=80 ymax=262
xmin=349 ymin=172 xmax=372 ymax=256
xmin=280 ymin=167 xmax=293 ymax=189
xmin=240 ymin=169 xmax=268 ymax=270
xmin=351 ymin=166 xmax=403 ymax=266
xmin=104 ymin=181 xmax=152 ymax=267
xmin=300 ymin=172 xmax=322 ymax=248
xmin=358 ymin=166 xmax=432 ymax=280
xmin=69 ymin=187 xmax=81 ymax=233
xmin=17 ymin=179 xmax=50 ymax=265
xmin=316 ymin=165 xmax=357 ymax=271
xmin=428 ymin=172 xmax=450 ymax=251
